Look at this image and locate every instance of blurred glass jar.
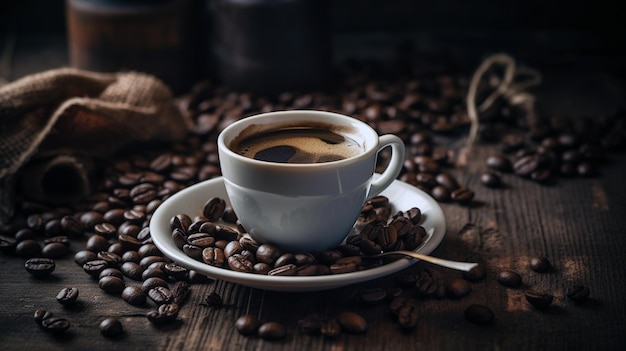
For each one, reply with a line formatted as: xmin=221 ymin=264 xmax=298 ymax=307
xmin=66 ymin=0 xmax=204 ymax=94
xmin=209 ymin=0 xmax=332 ymax=96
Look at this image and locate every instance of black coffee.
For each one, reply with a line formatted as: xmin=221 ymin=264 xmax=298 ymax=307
xmin=230 ymin=125 xmax=362 ymax=164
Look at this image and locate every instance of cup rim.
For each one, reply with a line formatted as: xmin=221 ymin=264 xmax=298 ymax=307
xmin=217 ymin=110 xmax=380 ymax=168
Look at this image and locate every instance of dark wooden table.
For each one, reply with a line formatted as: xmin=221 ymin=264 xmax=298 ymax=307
xmin=1 ymin=32 xmax=625 ymax=351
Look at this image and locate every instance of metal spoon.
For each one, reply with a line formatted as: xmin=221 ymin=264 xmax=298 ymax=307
xmin=364 ymin=251 xmax=478 ymax=272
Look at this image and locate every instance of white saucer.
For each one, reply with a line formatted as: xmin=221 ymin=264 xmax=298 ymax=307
xmin=150 ymin=175 xmax=446 ymax=291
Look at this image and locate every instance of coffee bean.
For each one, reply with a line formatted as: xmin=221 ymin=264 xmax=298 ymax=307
xmin=100 ymin=318 xmax=124 ymax=338
xmin=86 ymin=235 xmax=110 ymax=252
xmin=74 ymin=250 xmax=97 ymax=266
xmin=164 ymin=263 xmax=189 ymax=280
xmin=142 ymin=277 xmax=169 ymax=293
xmin=389 ymin=298 xmax=419 ymax=329
xmin=235 ymin=314 xmax=261 ymax=336
xmin=61 ymin=215 xmax=84 ymax=238
xmin=99 ymin=276 xmax=125 ymax=294
xmin=431 ymin=185 xmax=451 ymax=202
xmin=567 ymin=285 xmax=590 ymax=304
xmin=203 ymin=197 xmax=226 ymax=222
xmin=25 ymin=258 xmax=55 ymax=277
xmin=480 ymin=172 xmax=502 ymax=187
xmin=34 ymin=309 xmax=53 ymax=325
xmin=130 ymin=183 xmax=157 ymax=204
xmin=172 ymin=281 xmax=191 ymax=305
xmin=83 ymin=259 xmax=110 ymax=276
xmin=525 ymin=290 xmax=554 ymax=309
xmin=486 ymin=154 xmax=512 ymax=172
xmin=122 ymin=286 xmax=147 ymax=306
xmin=15 ymin=240 xmax=41 ymax=258
xmin=41 ymin=317 xmax=71 ymax=334
xmin=94 ymin=223 xmax=117 ymax=238
xmin=99 ymin=268 xmax=124 ymax=280
xmin=157 ymin=303 xmax=180 ymax=322
xmin=148 ymin=286 xmax=174 ymax=305
xmin=97 ymin=251 xmax=123 ymax=266
xmin=513 ymin=154 xmax=542 ymax=177
xmin=464 ymin=304 xmax=494 ymax=325
xmin=360 ymin=287 xmax=388 ymax=305
xmin=256 ymin=244 xmax=282 ymax=265
xmin=451 ymin=188 xmax=474 ymax=204
xmin=336 ymin=312 xmax=367 ymax=334
xmin=320 ymin=319 xmax=341 ymax=337
xmin=56 ymin=287 xmax=79 ymax=305
xmin=268 ymin=264 xmax=297 ymax=276
xmin=463 ymin=264 xmax=487 ymax=282
xmin=120 ymin=261 xmax=143 ymax=281
xmin=257 ymin=321 xmax=287 ymax=340
xmin=529 ymin=255 xmax=551 ymax=273
xmin=80 ymin=211 xmax=105 ymax=230
xmin=497 ymin=270 xmax=522 ymax=288
xmin=446 ymin=278 xmax=472 ymax=298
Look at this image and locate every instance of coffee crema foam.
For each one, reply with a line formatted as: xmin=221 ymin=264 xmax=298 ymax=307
xmin=231 ymin=127 xmax=363 ymax=164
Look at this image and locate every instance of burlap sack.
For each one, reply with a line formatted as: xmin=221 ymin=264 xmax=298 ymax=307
xmin=0 ymin=68 xmax=192 ymax=223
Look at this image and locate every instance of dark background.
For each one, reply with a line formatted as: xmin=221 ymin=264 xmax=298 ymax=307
xmin=1 ymin=0 xmax=625 ymax=113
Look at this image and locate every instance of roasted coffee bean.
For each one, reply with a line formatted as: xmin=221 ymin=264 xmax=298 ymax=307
xmin=567 ymin=285 xmax=590 ymax=304
xmin=172 ymin=281 xmax=191 ymax=305
xmin=164 ymin=263 xmax=189 ymax=280
xmin=268 ymin=264 xmax=297 ymax=276
xmin=274 ymin=253 xmax=296 ymax=268
xmin=360 ymin=287 xmax=388 ymax=305
xmin=122 ymin=286 xmax=147 ymax=306
xmin=431 ymin=185 xmax=451 ymax=202
xmin=43 ymin=218 xmax=62 ymax=237
xmin=336 ymin=312 xmax=367 ymax=334
xmin=123 ymin=209 xmax=145 ymax=223
xmin=203 ymin=197 xmax=226 ymax=222
xmin=100 ymin=318 xmax=124 ymax=338
xmin=295 ymin=264 xmax=318 ymax=276
xmin=486 ymin=154 xmax=512 ymax=172
xmin=187 ymin=233 xmax=216 ymax=248
xmin=83 ymin=259 xmax=110 ymax=276
xmin=43 ymin=236 xmax=71 ymax=247
xmin=15 ymin=229 xmax=36 ymax=241
xmin=257 ymin=322 xmax=287 ymax=340
xmin=227 ymin=254 xmax=254 ymax=273
xmin=255 ymin=244 xmax=282 ymax=265
xmin=446 ymin=278 xmax=472 ymax=298
xmin=61 ymin=215 xmax=84 ymax=238
xmin=202 ymin=247 xmax=226 ymax=266
xmin=41 ymin=317 xmax=71 ymax=334
xmin=15 ymin=240 xmax=41 ymax=258
xmin=99 ymin=268 xmax=124 ymax=280
xmin=221 ymin=207 xmax=238 ymax=224
xmin=463 ymin=264 xmax=487 ymax=282
xmin=97 ymin=251 xmax=122 ymax=266
xmin=74 ymin=250 xmax=97 ymax=266
xmin=138 ymin=244 xmax=161 ymax=258
xmin=148 ymin=286 xmax=174 ymax=305
xmin=239 ymin=236 xmax=260 ymax=251
xmin=56 ymin=287 xmax=79 ymax=305
xmin=142 ymin=277 xmax=169 ymax=293
xmin=464 ymin=304 xmax=494 ymax=325
xmin=41 ymin=242 xmax=68 ymax=259
xmin=480 ymin=172 xmax=502 ymax=187
xmin=107 ymin=242 xmax=125 ymax=256
xmin=235 ymin=314 xmax=261 ymax=336
xmin=120 ymin=261 xmax=143 ymax=281
xmin=451 ymin=188 xmax=475 ymax=204
xmin=142 ymin=267 xmax=168 ymax=280
xmin=94 ymin=223 xmax=117 ymax=238
xmin=139 ymin=255 xmax=166 ymax=270
xmin=377 ymin=226 xmax=398 ymax=250
xmin=171 ymin=228 xmax=187 ymax=249
xmin=103 ymin=209 xmax=126 ymax=226
xmin=183 ymin=244 xmax=204 ymax=261
xmin=389 ymin=298 xmax=419 ymax=328
xmin=25 ymin=258 xmax=55 ymax=277
xmin=157 ymin=303 xmax=180 ymax=322
xmin=99 ymin=276 xmax=125 ymax=294
xmin=359 ymin=238 xmax=382 ymax=255
xmin=513 ymin=154 xmax=542 ymax=177
xmin=525 ymin=291 xmax=554 ymax=309
xmin=34 ymin=309 xmax=53 ymax=325
xmin=216 ymin=225 xmax=239 ymax=241
xmin=497 ymin=270 xmax=522 ymax=288
xmin=80 ymin=211 xmax=105 ymax=230
xmin=130 ymin=183 xmax=157 ymax=204
xmin=435 ymin=172 xmax=460 ymax=191
xmin=170 ymin=214 xmax=192 ymax=232
xmin=122 ymin=250 xmax=141 ymax=263
xmin=86 ymin=235 xmax=110 ymax=252
xmin=529 ymin=255 xmax=551 ymax=273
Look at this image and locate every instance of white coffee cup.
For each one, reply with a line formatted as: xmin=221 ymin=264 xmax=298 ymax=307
xmin=217 ymin=110 xmax=405 ymax=252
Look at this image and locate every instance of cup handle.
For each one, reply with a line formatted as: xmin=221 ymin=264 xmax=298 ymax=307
xmin=367 ymin=134 xmax=405 ymax=199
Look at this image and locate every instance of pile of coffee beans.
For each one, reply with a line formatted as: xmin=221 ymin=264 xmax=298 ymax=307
xmin=170 ymin=195 xmax=428 ymax=276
